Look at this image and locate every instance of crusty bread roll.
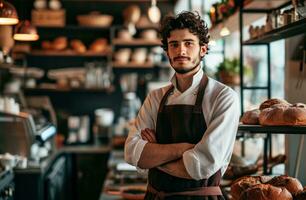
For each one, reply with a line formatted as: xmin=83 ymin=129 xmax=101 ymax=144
xmin=239 ymin=184 xmax=292 ymax=200
xmin=267 ymin=175 xmax=303 ymax=195
xmin=259 ymin=98 xmax=291 ymax=111
xmin=231 ymin=176 xmax=271 ymax=200
xmin=52 ymin=37 xmax=67 ymax=51
xmin=89 ymin=38 xmax=107 ymax=52
xmin=259 ymin=103 xmax=306 ymax=126
xmin=241 ymin=109 xmax=260 ymax=125
xmin=70 ymin=39 xmax=86 ymax=53
xmin=283 ymin=104 xmax=306 ymax=126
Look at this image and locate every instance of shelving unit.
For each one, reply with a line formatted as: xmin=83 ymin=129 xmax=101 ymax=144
xmin=238 ymin=125 xmax=306 ymax=177
xmin=209 ymin=0 xmax=290 ymax=41
xmin=238 ymin=0 xmax=302 ymax=114
xmin=29 ymin=49 xmax=111 ymax=57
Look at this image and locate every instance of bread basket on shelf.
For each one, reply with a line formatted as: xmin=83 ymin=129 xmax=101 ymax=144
xmin=77 ymin=12 xmax=113 ymax=27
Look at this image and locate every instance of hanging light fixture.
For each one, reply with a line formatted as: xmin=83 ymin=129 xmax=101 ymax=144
xmin=13 ymin=20 xmax=39 ymax=41
xmin=148 ymin=0 xmax=161 ymax=23
xmin=0 ymin=0 xmax=18 ymax=25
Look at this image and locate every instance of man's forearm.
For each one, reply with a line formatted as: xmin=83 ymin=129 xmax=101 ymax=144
xmin=137 ymin=142 xmax=194 ymax=169
xmin=158 ymin=159 xmax=192 ymax=179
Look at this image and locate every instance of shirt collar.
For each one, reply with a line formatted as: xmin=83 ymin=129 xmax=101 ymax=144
xmin=170 ymin=66 xmax=204 ymax=91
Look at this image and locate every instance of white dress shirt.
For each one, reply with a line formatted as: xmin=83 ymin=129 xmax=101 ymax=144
xmin=124 ymin=69 xmax=240 ymax=180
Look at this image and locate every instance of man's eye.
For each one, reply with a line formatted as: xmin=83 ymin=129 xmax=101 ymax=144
xmin=170 ymin=43 xmax=178 ymax=48
xmin=186 ymin=42 xmax=193 ymax=46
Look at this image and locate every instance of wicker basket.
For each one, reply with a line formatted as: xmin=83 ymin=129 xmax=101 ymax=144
xmin=31 ymin=9 xmax=65 ymax=27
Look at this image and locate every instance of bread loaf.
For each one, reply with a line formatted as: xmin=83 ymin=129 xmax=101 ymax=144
xmin=259 ymin=103 xmax=306 ymax=126
xmin=259 ymin=98 xmax=290 ymax=110
xmin=89 ymin=38 xmax=107 ymax=52
xmin=70 ymin=39 xmax=86 ymax=53
xmin=267 ymin=175 xmax=303 ymax=195
xmin=241 ymin=109 xmax=260 ymax=125
xmin=52 ymin=37 xmax=67 ymax=50
xmin=239 ymin=184 xmax=292 ymax=200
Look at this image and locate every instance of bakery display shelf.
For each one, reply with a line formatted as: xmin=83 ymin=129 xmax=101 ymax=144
xmin=243 ymin=18 xmax=306 ymax=45
xmin=28 ymin=50 xmax=111 ymax=57
xmin=238 ymin=124 xmax=306 ymax=134
xmin=112 ymin=38 xmax=161 ymax=46
xmin=112 ymin=61 xmax=154 ymax=68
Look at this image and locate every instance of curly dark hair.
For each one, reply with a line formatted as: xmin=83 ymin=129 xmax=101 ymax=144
xmin=159 ymin=11 xmax=210 ymax=52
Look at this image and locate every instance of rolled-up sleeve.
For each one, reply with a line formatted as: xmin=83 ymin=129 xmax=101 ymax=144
xmin=124 ymin=92 xmax=157 ymax=168
xmin=182 ymin=88 xmax=240 ymax=180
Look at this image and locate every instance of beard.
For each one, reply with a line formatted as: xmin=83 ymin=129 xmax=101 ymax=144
xmin=170 ymin=51 xmax=202 ymax=74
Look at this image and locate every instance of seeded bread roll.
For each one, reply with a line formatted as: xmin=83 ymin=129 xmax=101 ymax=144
xmin=239 ymin=184 xmax=292 ymax=200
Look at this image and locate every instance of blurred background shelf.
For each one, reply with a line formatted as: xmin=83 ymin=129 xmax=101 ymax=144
xmin=243 ymin=18 xmax=306 ymax=44
xmin=112 ymin=61 xmax=154 ymax=68
xmin=28 ymin=50 xmax=111 ymax=57
xmin=112 ymin=39 xmax=161 ymax=46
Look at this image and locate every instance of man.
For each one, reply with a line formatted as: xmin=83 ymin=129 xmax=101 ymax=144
xmin=124 ymin=11 xmax=239 ymax=199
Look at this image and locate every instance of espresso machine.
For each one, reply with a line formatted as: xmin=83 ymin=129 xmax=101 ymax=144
xmin=0 ymin=111 xmax=56 ymax=160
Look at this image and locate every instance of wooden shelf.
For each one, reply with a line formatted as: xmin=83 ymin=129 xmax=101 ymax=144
xmin=112 ymin=38 xmax=161 ymax=46
xmin=243 ymin=0 xmax=290 ymax=10
xmin=37 ymin=25 xmax=111 ymax=31
xmin=112 ymin=61 xmax=154 ymax=68
xmin=28 ymin=50 xmax=111 ymax=57
xmin=244 ymin=18 xmax=306 ymax=44
xmin=25 ymin=85 xmax=115 ymax=93
xmin=209 ymin=10 xmax=262 ymax=41
xmin=209 ymin=0 xmax=291 ymax=41
xmin=238 ymin=124 xmax=306 ymax=134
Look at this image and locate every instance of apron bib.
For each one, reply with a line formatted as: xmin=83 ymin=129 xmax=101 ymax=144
xmin=145 ymin=74 xmax=224 ymax=200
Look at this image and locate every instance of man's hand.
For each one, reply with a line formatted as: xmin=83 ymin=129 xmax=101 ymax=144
xmin=158 ymin=159 xmax=193 ymax=179
xmin=141 ymin=128 xmax=157 ymax=143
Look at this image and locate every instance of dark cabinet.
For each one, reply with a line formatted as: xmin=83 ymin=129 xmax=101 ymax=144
xmin=44 ymin=156 xmax=69 ymax=200
xmin=14 ymin=153 xmax=71 ymax=200
xmin=71 ymin=151 xmax=110 ymax=200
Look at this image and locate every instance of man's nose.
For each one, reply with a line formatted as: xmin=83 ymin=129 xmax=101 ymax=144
xmin=177 ymin=43 xmax=187 ymax=55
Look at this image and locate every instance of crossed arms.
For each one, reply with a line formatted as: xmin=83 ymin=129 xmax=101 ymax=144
xmin=137 ymin=128 xmax=194 ymax=179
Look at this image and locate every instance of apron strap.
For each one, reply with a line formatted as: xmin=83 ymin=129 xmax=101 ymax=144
xmin=194 ymin=74 xmax=209 ymax=113
xmin=158 ymin=85 xmax=174 ymax=113
xmin=147 ymin=184 xmax=222 ymax=200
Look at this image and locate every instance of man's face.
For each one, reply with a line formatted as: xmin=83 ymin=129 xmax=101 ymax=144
xmin=166 ymin=28 xmax=207 ymax=74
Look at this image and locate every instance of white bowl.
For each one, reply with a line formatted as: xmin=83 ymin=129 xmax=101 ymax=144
xmin=114 ymin=48 xmax=131 ymax=63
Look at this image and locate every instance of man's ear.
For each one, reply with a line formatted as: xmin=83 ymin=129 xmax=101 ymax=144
xmin=200 ymin=44 xmax=208 ymax=57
